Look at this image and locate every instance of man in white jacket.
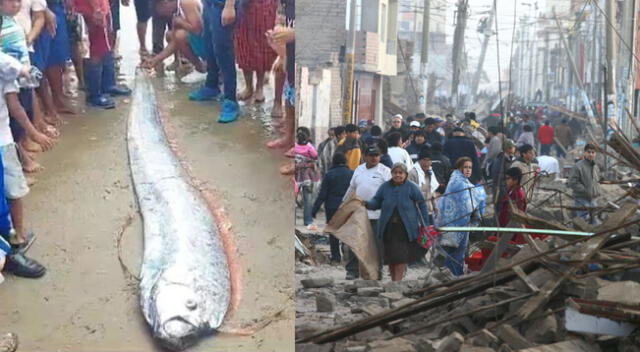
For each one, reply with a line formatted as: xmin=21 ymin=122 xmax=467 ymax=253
xmin=385 ymin=131 xmax=413 ymax=172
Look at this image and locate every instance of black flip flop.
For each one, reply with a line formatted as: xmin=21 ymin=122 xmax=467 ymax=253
xmin=13 ymin=231 xmax=36 ymax=254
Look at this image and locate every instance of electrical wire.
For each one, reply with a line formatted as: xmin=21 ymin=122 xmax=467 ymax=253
xmin=590 ymin=0 xmax=640 ymax=66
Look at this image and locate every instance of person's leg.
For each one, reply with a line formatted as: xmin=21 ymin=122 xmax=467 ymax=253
xmin=8 ymin=199 xmax=24 ymax=244
xmin=325 ymin=208 xmax=341 ymax=262
xmin=344 ymin=246 xmax=359 ymax=279
xmin=83 ymin=15 xmax=115 ymax=109
xmin=71 ymin=40 xmax=85 ymax=90
xmin=45 ymin=4 xmax=74 ymax=114
xmin=302 ymin=186 xmax=313 ymax=226
xmin=237 ymin=70 xmax=254 ymax=101
xmin=253 ymin=70 xmax=266 ymax=102
xmin=271 ymin=69 xmax=285 ymax=117
xmin=151 ymin=10 xmax=168 ymax=55
xmin=134 ymin=0 xmax=151 ymax=55
xmin=268 ymin=83 xmax=295 ymax=150
xmin=209 ymin=2 xmax=239 ymax=122
xmin=173 ymin=30 xmax=206 ymax=72
xmin=189 ymin=4 xmax=221 ymax=101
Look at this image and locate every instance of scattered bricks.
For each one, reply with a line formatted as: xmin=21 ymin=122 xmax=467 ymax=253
xmin=524 ymin=310 xmax=558 ymax=344
xmin=383 ymin=281 xmax=405 ymax=293
xmin=598 ymin=281 xmax=640 ymax=305
xmin=346 ymin=280 xmax=382 ymax=293
xmin=495 ymin=325 xmax=534 ymax=350
xmin=317 ymin=291 xmax=336 ymax=312
xmin=468 ymin=329 xmax=500 ymax=349
xmin=460 ymin=345 xmax=496 ymax=352
xmin=451 ymin=316 xmax=479 ymax=334
xmin=367 ymin=337 xmax=416 ymax=352
xmin=392 ymin=298 xmax=417 ymax=309
xmin=434 ymin=331 xmax=465 ymax=352
xmin=380 ymin=291 xmax=405 ymax=301
xmin=414 ymin=337 xmax=436 ymax=352
xmin=562 ymin=277 xmax=599 ymax=299
xmin=517 ymin=339 xmax=599 ymax=352
xmin=352 ymin=327 xmax=385 ymax=342
xmin=350 ymin=296 xmax=390 ymax=309
xmin=336 ymin=291 xmax=354 ymax=301
xmin=296 ymin=343 xmax=335 ymax=352
xmin=357 ymin=287 xmax=384 ymax=297
xmin=302 ymin=277 xmax=335 ymax=289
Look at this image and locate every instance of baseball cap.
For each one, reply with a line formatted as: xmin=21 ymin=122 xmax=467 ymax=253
xmin=358 ymin=119 xmax=368 ymax=127
xmin=434 ymin=117 xmax=444 ymax=123
xmin=365 ymin=146 xmax=381 ymax=155
xmin=409 ymin=121 xmax=421 ymax=128
xmin=392 ymin=114 xmax=403 ymax=121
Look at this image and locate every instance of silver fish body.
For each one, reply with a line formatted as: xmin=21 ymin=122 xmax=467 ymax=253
xmin=127 ymin=73 xmax=230 ymax=350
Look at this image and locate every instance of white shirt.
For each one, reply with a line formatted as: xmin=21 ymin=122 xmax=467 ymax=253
xmin=0 ymin=79 xmax=18 ymax=146
xmin=15 ymin=0 xmax=47 ymax=52
xmin=343 ymin=163 xmax=391 ymax=219
xmin=537 ymin=155 xmax=560 ymax=179
xmin=388 ymin=146 xmax=413 ymax=171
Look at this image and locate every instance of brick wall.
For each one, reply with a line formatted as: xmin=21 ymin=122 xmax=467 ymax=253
xmin=297 ymin=0 xmax=347 ymax=67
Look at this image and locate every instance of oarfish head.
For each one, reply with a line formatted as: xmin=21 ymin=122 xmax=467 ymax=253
xmin=148 ymin=261 xmax=230 ymax=351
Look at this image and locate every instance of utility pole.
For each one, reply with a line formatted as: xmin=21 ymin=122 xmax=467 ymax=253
xmin=605 ymin=0 xmax=617 ymax=128
xmin=342 ymin=0 xmax=358 ymax=124
xmin=591 ymin=3 xmax=599 ymax=100
xmin=543 ymin=29 xmax=550 ymax=101
xmin=419 ymin=0 xmax=430 ymax=114
xmin=451 ymin=0 xmax=468 ymax=107
xmin=553 ymin=9 xmax=598 ymax=129
xmin=470 ymin=3 xmax=495 ymax=104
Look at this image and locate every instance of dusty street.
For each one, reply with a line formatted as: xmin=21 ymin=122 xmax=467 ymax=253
xmin=0 ymin=5 xmax=293 ymax=351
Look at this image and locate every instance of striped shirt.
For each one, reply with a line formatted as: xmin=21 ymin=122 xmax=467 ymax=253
xmin=0 ymin=16 xmax=30 ymax=65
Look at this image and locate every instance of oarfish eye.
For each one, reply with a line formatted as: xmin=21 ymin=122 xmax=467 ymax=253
xmin=186 ymin=299 xmax=197 ymax=310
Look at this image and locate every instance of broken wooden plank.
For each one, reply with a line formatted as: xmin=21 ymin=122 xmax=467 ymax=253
xmin=513 ymin=265 xmax=540 ymax=293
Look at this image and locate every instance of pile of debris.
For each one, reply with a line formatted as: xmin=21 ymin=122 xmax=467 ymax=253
xmin=295 ymin=126 xmax=640 ymax=352
xmin=296 ymin=202 xmax=640 ymax=351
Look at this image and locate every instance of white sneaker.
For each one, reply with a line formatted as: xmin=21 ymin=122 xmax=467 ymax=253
xmin=180 ymin=71 xmax=207 ymax=84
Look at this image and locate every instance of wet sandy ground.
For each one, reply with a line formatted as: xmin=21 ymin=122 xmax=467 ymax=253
xmin=0 ymin=6 xmax=293 ymax=352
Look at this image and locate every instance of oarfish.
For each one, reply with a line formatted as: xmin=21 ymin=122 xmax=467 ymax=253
xmin=126 ymin=72 xmax=230 ymax=350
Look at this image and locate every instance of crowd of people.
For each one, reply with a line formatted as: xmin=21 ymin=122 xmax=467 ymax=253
xmin=0 ymin=0 xmax=297 ymax=282
xmin=298 ymin=109 xmax=601 ymax=281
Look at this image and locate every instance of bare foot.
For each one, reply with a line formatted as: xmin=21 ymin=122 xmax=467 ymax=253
xmin=237 ymin=88 xmax=254 ymax=101
xmin=44 ymin=113 xmax=61 ymax=127
xmin=20 ymin=138 xmax=42 ymax=153
xmin=253 ymin=88 xmax=265 ymax=103
xmin=283 ymin=147 xmax=295 ymax=158
xmin=279 ymin=162 xmax=294 ymax=175
xmin=20 ymin=151 xmax=44 ymax=174
xmin=271 ymin=103 xmax=283 ymax=118
xmin=266 ymin=137 xmax=293 ymax=149
xmin=25 ymin=174 xmax=38 ymax=186
xmin=56 ymin=103 xmax=76 ymax=115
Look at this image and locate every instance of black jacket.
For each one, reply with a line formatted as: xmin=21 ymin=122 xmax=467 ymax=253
xmin=443 ymin=136 xmax=482 ymax=183
xmin=431 ymin=152 xmax=451 ymax=186
xmin=406 ymin=142 xmax=427 ymax=163
xmin=311 ymin=165 xmax=354 ymax=217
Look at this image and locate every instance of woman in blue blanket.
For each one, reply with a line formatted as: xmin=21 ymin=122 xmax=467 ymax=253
xmin=437 ymin=156 xmax=485 ymax=276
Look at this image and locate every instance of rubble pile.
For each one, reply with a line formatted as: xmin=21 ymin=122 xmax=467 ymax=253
xmin=295 ymin=127 xmax=640 ymax=352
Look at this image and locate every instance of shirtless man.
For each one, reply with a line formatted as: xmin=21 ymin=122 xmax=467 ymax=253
xmin=143 ymin=0 xmax=205 ymax=75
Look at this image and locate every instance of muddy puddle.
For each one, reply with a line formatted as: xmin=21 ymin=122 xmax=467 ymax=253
xmin=0 ymin=5 xmax=293 ymax=352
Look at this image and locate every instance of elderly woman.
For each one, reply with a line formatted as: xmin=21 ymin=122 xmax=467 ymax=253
xmin=437 ymin=157 xmax=485 ymax=276
xmin=365 ymin=163 xmax=430 ymax=281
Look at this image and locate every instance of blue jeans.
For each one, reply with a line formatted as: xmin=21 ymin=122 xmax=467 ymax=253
xmin=325 ymin=208 xmax=341 ymax=262
xmin=540 ymin=144 xmax=552 ymax=156
xmin=444 ymin=232 xmax=468 ymax=276
xmin=302 ymin=185 xmax=313 ymax=226
xmin=575 ymin=198 xmax=598 ymax=224
xmin=202 ymin=0 xmax=237 ymax=102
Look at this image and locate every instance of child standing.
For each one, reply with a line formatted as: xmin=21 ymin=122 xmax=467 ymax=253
xmin=294 ymin=127 xmax=319 ymax=230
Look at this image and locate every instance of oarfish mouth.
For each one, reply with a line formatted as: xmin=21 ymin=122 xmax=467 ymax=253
xmin=157 ymin=317 xmax=200 ymax=351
